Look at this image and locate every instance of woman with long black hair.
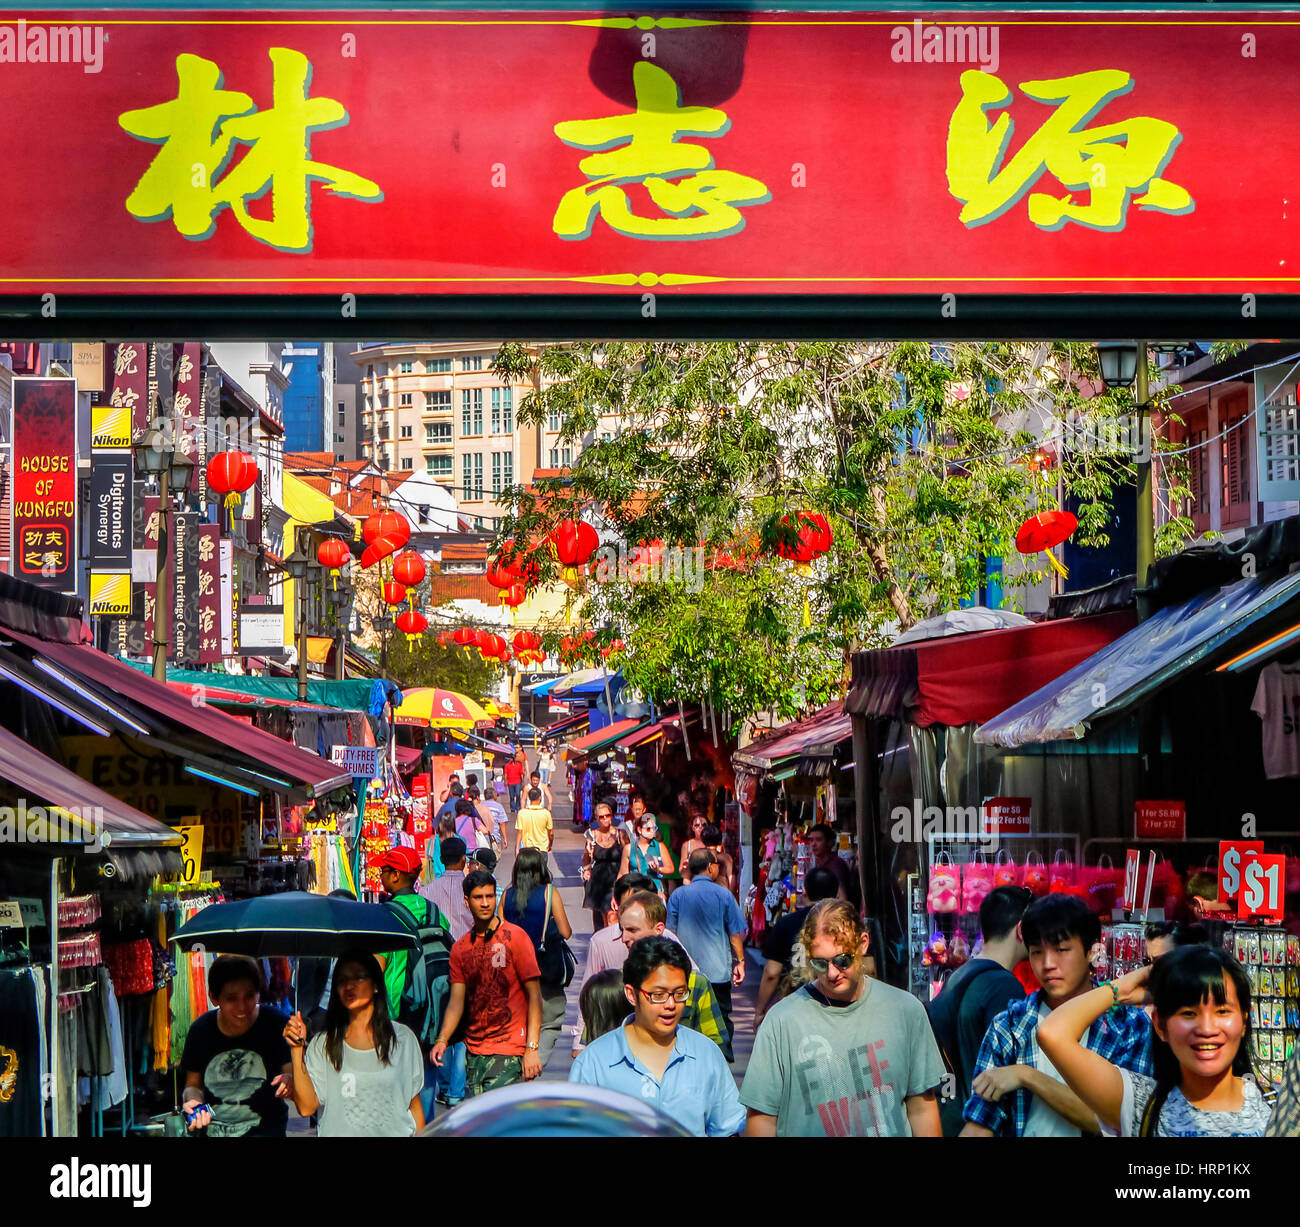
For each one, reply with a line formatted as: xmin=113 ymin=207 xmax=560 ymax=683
xmin=1039 ymin=944 xmax=1271 ymax=1137
xmin=283 ymin=948 xmax=425 ymax=1137
xmin=500 ymin=847 xmax=572 ymax=1066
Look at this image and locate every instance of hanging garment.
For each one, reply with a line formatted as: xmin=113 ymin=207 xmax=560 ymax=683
xmin=30 ymin=968 xmax=48 ymax=1136
xmin=1251 ymin=660 xmax=1300 ymax=778
xmin=0 ymin=969 xmax=41 ymax=1137
xmin=75 ymin=968 xmax=114 ymax=1078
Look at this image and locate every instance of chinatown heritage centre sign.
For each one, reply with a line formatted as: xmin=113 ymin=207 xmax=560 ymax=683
xmin=0 ymin=10 xmax=1297 ymax=296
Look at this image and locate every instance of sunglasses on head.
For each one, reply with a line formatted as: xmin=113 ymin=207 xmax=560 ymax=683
xmin=808 ymin=953 xmax=857 ymax=975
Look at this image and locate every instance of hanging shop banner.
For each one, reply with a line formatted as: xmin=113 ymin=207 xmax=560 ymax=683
xmin=174 ymin=342 xmax=202 ymax=493
xmin=88 ymin=572 xmax=132 ymax=618
xmin=197 ymin=523 xmax=221 ymax=664
xmin=332 ymin=745 xmax=381 ymax=778
xmin=89 ymin=454 xmax=132 ymax=568
xmin=170 ymin=509 xmax=200 ymax=665
xmin=11 ymin=377 xmax=77 ymax=591
xmin=219 ymin=536 xmax=234 ymax=656
xmin=1218 ymin=840 xmax=1265 ymax=903
xmin=238 ymin=605 xmax=287 ymax=658
xmin=106 ymin=342 xmax=148 ymax=440
xmin=72 ymin=343 xmax=104 ymax=394
xmin=1 ymin=10 xmax=1297 ymax=296
xmin=1134 ymin=800 xmax=1186 ymax=841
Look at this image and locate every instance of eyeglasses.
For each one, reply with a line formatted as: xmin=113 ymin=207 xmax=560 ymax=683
xmin=807 ymin=953 xmax=857 ymax=975
xmin=637 ymin=987 xmax=691 ymax=1005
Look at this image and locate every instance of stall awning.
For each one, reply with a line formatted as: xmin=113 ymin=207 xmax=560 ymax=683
xmin=976 ymin=569 xmax=1300 ymax=749
xmin=568 ymin=717 xmax=647 ymax=757
xmin=2 ymin=629 xmax=352 ymax=800
xmin=119 ymin=663 xmax=385 ymax=711
xmin=732 ymin=703 xmax=853 ymax=771
xmin=306 ymin=636 xmax=334 ymax=665
xmin=540 ymin=711 xmax=591 ymax=741
xmin=0 ymin=722 xmax=181 ymax=849
xmin=617 ymin=708 xmax=700 ymax=752
xmin=846 ymin=610 xmax=1136 ymax=727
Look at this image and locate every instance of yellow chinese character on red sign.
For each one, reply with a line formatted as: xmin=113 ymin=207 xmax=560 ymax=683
xmin=119 ymin=47 xmax=382 ymax=252
xmin=553 ymin=62 xmax=770 ymax=240
xmin=947 ymin=69 xmax=1193 ymax=230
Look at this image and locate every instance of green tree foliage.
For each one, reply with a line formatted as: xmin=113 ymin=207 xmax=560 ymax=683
xmin=492 ymin=341 xmax=1188 ymax=727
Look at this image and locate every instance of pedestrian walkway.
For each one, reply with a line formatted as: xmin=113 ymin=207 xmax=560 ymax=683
xmin=430 ymin=752 xmax=761 ymax=1121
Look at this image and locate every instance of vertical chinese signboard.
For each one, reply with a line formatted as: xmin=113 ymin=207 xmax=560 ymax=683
xmin=105 ymin=342 xmax=147 ymax=441
xmin=175 ymin=342 xmax=202 ymax=497
xmin=198 ymin=523 xmax=221 ymax=664
xmin=170 ymin=510 xmax=200 ymax=665
xmin=11 ymin=378 xmax=77 ymax=592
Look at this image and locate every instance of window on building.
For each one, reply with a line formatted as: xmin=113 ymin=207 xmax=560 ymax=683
xmin=549 ymin=448 xmax=559 ymax=468
xmin=400 ymin=392 xmax=413 ymax=406
xmin=502 ymin=386 xmax=513 ymax=432
xmin=338 ymin=403 xmax=346 ymax=423
xmin=401 ymin=425 xmax=413 ymax=438
xmin=336 ymin=453 xmax=345 ymax=462
xmin=1220 ymin=393 xmax=1252 ymax=527
xmin=600 ymin=431 xmax=612 ymax=443
xmin=473 ymin=452 xmax=484 ymax=498
xmin=418 ymin=504 xmax=430 ymax=523
xmin=425 ymin=421 xmax=452 ymax=443
xmin=548 ymin=409 xmax=561 ymax=432
xmin=471 ymin=389 xmax=483 ymax=434
xmin=462 ymin=390 xmax=472 ymax=435
xmin=491 ymin=388 xmax=502 ymax=435
xmin=503 ymin=451 xmax=513 ymax=487
xmin=463 ymin=356 xmax=484 ymax=371
xmin=561 ymin=446 xmax=572 ymax=466
xmin=425 ymin=423 xmax=435 ymax=443
xmin=426 ymin=357 xmax=452 ymax=373
xmin=462 ymin=453 xmax=473 ymax=498
xmin=492 ymin=451 xmax=502 ymax=495
xmin=401 ymin=457 xmax=413 ymax=470
xmin=425 ymin=389 xmax=451 ymax=411
xmin=426 ymin=455 xmax=452 ymax=476
xmin=399 ymin=361 xmax=413 ymax=373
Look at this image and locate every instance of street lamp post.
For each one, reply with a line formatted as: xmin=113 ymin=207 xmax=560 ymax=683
xmin=133 ymin=429 xmax=195 ymax=681
xmin=374 ymin=612 xmax=393 ymax=680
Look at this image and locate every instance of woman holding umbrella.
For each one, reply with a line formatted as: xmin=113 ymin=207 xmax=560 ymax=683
xmin=284 ymin=949 xmax=426 ymax=1136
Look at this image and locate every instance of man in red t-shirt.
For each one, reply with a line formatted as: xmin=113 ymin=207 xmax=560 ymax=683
xmin=431 ymin=868 xmax=543 ymax=1096
xmin=502 ymin=755 xmax=526 ymax=814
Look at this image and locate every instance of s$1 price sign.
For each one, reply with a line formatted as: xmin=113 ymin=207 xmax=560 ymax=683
xmin=1238 ymin=853 xmax=1285 ymax=922
xmin=1218 ymin=841 xmax=1264 ymax=902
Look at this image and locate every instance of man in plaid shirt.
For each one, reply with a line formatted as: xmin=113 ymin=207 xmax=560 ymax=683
xmin=961 ymin=896 xmax=1153 ymax=1136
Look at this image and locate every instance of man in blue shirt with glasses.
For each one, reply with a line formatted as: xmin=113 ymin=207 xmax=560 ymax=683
xmin=569 ymin=936 xmax=744 ymax=1137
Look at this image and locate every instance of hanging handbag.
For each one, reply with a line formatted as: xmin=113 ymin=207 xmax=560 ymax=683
xmin=1049 ymin=849 xmax=1076 ymax=893
xmin=993 ymin=849 xmax=1020 ymax=888
xmin=1022 ymin=850 xmax=1050 ymax=897
xmin=962 ymin=852 xmax=994 ymax=915
xmin=926 ymin=850 xmax=960 ymax=913
xmin=1083 ymin=853 xmax=1122 ymax=915
xmin=537 ymin=885 xmax=577 ymax=988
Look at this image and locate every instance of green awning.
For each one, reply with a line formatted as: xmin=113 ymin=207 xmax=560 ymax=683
xmin=120 ymin=661 xmax=381 ymax=711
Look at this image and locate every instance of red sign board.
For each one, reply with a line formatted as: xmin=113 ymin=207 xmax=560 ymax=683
xmin=2 ymin=11 xmax=1298 ymax=295
xmin=1237 ymin=853 xmax=1286 ymax=922
xmin=1122 ymin=849 xmax=1142 ymax=911
xmin=410 ymin=774 xmax=431 ymax=800
xmin=981 ymin=796 xmax=1031 ymax=835
xmin=11 ymin=378 xmax=78 ymax=591
xmin=1135 ymin=800 xmax=1186 ymax=840
xmin=1218 ymin=840 xmax=1265 ymax=903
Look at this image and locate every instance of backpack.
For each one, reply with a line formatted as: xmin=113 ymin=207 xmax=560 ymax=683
xmin=386 ymin=895 xmax=454 ymax=1047
xmin=926 ymin=960 xmax=1003 ymax=1137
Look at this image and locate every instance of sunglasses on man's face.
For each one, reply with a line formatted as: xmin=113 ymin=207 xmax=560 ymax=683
xmin=808 ymin=953 xmax=857 ymax=975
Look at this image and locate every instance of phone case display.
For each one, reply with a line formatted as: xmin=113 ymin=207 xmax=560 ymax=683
xmin=1098 ymin=923 xmax=1146 ymax=980
xmin=1226 ymin=924 xmax=1299 ymax=1089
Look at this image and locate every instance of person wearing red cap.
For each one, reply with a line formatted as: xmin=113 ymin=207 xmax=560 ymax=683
xmin=377 ymin=845 xmax=453 ymax=1118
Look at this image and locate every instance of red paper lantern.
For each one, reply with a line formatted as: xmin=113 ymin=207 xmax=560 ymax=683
xmin=396 ymin=609 xmax=427 ymax=642
xmin=207 ymin=450 xmax=258 ymax=498
xmin=775 ymin=512 xmax=821 ymax=565
xmin=498 ymin=648 xmax=512 ymax=663
xmin=363 ymin=509 xmax=410 ymax=548
xmin=486 ymin=559 xmax=516 ymax=590
xmin=392 ymin=550 xmax=426 ymax=588
xmin=560 ymin=635 xmax=576 ymax=656
xmin=316 ymin=538 xmax=349 ymax=572
xmin=550 ymin=519 xmax=599 ymax=568
xmin=512 ymin=630 xmax=531 ymax=654
xmin=474 ymin=629 xmax=491 ymax=649
xmin=610 ymin=638 xmax=625 ymax=653
xmin=360 ymin=534 xmax=400 ymax=568
xmin=453 ymin=626 xmax=476 ymax=646
xmin=1016 ymin=510 xmax=1078 ymax=580
xmin=381 ymin=581 xmax=406 ymax=606
xmin=502 ymin=584 xmax=527 ymax=609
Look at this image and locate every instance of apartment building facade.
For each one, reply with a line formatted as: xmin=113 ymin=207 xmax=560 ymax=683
xmin=353 ymin=342 xmax=545 ymax=527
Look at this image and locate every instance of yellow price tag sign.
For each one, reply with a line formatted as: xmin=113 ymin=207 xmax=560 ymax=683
xmin=177 ymin=824 xmax=204 ymax=884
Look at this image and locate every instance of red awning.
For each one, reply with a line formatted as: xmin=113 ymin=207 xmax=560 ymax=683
xmin=2 ymin=628 xmax=352 ymax=799
xmin=0 ymin=722 xmax=180 ymax=849
xmin=569 ymin=718 xmax=645 ymax=754
xmin=540 ymin=711 xmax=591 ymax=741
xmin=732 ymin=702 xmax=852 ymax=770
xmin=845 ymin=610 xmax=1136 ymax=727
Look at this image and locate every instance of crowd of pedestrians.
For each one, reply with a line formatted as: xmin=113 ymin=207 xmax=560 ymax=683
xmin=171 ymin=753 xmax=1300 ymax=1139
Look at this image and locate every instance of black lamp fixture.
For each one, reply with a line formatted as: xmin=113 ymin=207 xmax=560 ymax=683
xmin=1095 ymin=341 xmax=1139 ymax=389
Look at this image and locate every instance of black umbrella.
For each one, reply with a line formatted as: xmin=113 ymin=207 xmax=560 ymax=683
xmin=172 ymin=891 xmax=419 ymax=958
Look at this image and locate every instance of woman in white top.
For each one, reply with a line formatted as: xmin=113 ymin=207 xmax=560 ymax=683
xmin=1038 ymin=945 xmax=1271 ymax=1137
xmin=284 ymin=949 xmax=425 ymax=1137
xmin=538 ymin=748 xmax=556 ymax=786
